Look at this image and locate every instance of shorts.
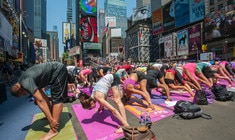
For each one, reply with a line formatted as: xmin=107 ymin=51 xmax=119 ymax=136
xmin=136 ymin=71 xmax=146 ymax=82
xmin=165 ymin=79 xmax=174 ymax=84
xmin=51 ymin=65 xmax=68 ymax=104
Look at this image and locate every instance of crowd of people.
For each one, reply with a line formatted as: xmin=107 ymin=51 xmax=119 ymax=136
xmin=9 ymin=59 xmax=235 ymax=140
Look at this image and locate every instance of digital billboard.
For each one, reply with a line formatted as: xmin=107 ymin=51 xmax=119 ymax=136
xmin=188 ymin=24 xmax=202 ymax=54
xmin=204 ymin=4 xmax=235 ymax=41
xmin=162 ymin=1 xmax=175 ymax=31
xmin=152 ymin=8 xmax=164 ymax=35
xmin=80 ymin=16 xmax=98 ymax=43
xmin=175 ymin=0 xmax=190 ymax=28
xmin=189 ymin=0 xmax=205 ymax=23
xmin=80 ymin=0 xmax=97 ymax=16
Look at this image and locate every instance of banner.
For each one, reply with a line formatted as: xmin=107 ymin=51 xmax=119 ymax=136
xmin=177 ymin=29 xmax=189 ymax=56
xmin=164 ymin=34 xmax=173 ymax=57
xmin=152 ymin=8 xmax=164 ymax=35
xmin=188 ymin=24 xmax=201 ymax=54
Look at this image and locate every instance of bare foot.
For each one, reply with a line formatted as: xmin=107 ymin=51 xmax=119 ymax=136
xmin=39 ymin=129 xmax=58 ymax=140
xmin=115 ymin=127 xmax=123 ymax=134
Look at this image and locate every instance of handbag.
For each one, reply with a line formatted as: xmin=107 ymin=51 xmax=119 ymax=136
xmin=121 ymin=124 xmax=155 ymax=140
xmin=193 ymin=90 xmax=208 ymax=105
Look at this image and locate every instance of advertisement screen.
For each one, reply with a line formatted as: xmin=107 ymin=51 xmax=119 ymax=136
xmin=189 ymin=0 xmax=205 ymax=23
xmin=188 ymin=24 xmax=201 ymax=54
xmin=204 ymin=4 xmax=235 ymax=41
xmin=152 ymin=8 xmax=164 ymax=35
xmin=80 ymin=0 xmax=97 ymax=16
xmin=175 ymin=0 xmax=190 ymax=28
xmin=80 ymin=16 xmax=98 ymax=43
xmin=162 ymin=1 xmax=175 ymax=31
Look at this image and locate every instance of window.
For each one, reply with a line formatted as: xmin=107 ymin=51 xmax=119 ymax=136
xmin=210 ymin=0 xmax=214 ymax=5
xmin=210 ymin=8 xmax=215 ymax=12
xmin=218 ymin=4 xmax=223 ymax=11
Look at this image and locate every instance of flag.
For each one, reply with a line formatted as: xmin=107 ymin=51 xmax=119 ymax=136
xmin=102 ymin=23 xmax=109 ymax=34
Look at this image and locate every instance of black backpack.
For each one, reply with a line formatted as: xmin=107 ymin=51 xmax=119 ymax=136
xmin=211 ymin=84 xmax=234 ymax=102
xmin=173 ymin=100 xmax=212 ymax=120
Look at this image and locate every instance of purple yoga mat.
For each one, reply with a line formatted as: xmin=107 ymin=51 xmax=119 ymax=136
xmin=72 ymin=103 xmax=123 ymax=140
xmin=151 ymin=90 xmax=192 ymax=109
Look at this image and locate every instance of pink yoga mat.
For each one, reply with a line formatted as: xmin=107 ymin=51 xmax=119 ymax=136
xmin=72 ymin=103 xmax=123 ymax=140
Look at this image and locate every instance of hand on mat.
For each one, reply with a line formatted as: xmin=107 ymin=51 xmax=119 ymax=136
xmin=49 ymin=119 xmax=59 ymax=132
xmin=148 ymin=103 xmax=155 ymax=111
xmin=96 ymin=106 xmax=104 ymax=112
xmin=166 ymin=97 xmax=172 ymax=101
xmin=115 ymin=127 xmax=123 ymax=134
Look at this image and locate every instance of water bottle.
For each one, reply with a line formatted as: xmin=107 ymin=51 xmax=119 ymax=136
xmin=139 ymin=110 xmax=146 ymax=125
xmin=145 ymin=112 xmax=151 ymax=124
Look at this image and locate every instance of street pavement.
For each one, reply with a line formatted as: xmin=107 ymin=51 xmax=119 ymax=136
xmin=1 ymin=85 xmax=235 ymax=140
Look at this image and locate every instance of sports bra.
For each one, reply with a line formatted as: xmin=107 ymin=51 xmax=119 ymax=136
xmin=123 ymin=78 xmax=136 ymax=90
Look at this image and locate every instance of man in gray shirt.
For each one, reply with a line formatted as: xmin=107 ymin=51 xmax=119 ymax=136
xmin=10 ymin=62 xmax=77 ymax=140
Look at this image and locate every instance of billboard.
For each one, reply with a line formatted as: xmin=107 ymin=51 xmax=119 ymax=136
xmin=111 ymin=28 xmax=121 ymax=38
xmin=164 ymin=34 xmax=174 ymax=57
xmin=152 ymin=8 xmax=164 ymax=35
xmin=80 ymin=0 xmax=97 ymax=16
xmin=188 ymin=24 xmax=202 ymax=54
xmin=189 ymin=0 xmax=205 ymax=23
xmin=62 ymin=22 xmax=71 ymax=44
xmin=200 ymin=52 xmax=215 ymax=60
xmin=204 ymin=4 xmax=235 ymax=41
xmin=105 ymin=17 xmax=116 ymax=28
xmin=80 ymin=16 xmax=98 ymax=43
xmin=175 ymin=0 xmax=190 ymax=28
xmin=83 ymin=42 xmax=101 ymax=50
xmin=132 ymin=5 xmax=151 ymax=21
xmin=177 ymin=29 xmax=189 ymax=56
xmin=34 ymin=38 xmax=47 ymax=47
xmin=162 ymin=1 xmax=175 ymax=31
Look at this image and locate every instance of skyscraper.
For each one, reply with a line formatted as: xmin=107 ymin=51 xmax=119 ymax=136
xmin=136 ymin=0 xmax=150 ymax=8
xmin=104 ymin=0 xmax=127 ymax=38
xmin=26 ymin=0 xmax=47 ymax=39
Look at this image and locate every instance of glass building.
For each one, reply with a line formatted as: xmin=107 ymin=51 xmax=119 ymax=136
xmin=104 ymin=0 xmax=127 ymax=38
xmin=26 ymin=0 xmax=47 ymax=39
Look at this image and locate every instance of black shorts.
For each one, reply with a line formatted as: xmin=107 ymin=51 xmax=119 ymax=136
xmin=51 ymin=66 xmax=68 ymax=104
xmin=165 ymin=79 xmax=174 ymax=84
xmin=136 ymin=71 xmax=146 ymax=82
xmin=111 ymin=74 xmax=121 ymax=87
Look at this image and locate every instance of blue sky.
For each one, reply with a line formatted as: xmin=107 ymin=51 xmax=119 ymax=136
xmin=47 ymin=0 xmax=136 ymax=56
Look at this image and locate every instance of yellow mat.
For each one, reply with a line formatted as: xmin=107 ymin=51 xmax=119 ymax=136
xmin=25 ymin=107 xmax=77 ymax=140
xmin=124 ymin=96 xmax=163 ymax=116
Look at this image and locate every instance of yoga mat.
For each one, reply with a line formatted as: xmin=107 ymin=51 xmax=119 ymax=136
xmin=151 ymin=90 xmax=192 ymax=109
xmin=25 ymin=107 xmax=77 ymax=140
xmin=72 ymin=103 xmax=123 ymax=140
xmin=124 ymin=95 xmax=174 ymax=122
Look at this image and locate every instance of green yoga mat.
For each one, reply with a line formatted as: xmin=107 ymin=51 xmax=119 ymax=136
xmin=25 ymin=107 xmax=77 ymax=140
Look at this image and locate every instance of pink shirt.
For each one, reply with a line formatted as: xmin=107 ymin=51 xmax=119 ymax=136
xmin=80 ymin=69 xmax=92 ymax=76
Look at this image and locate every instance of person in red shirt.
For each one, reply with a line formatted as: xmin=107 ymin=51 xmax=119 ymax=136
xmin=120 ymin=63 xmax=133 ymax=74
